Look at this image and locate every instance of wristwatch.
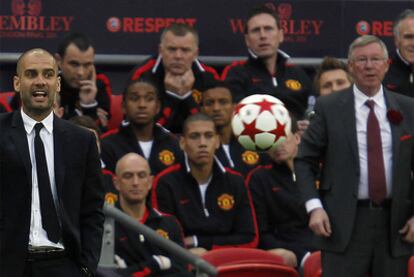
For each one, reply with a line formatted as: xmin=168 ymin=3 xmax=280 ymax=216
xmin=80 ymin=266 xmax=93 ymax=277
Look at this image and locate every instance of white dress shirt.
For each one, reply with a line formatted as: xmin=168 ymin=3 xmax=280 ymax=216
xmin=305 ymin=85 xmax=393 ymax=213
xmin=21 ymin=110 xmax=63 ymax=248
xmin=354 ymin=85 xmax=392 ymax=199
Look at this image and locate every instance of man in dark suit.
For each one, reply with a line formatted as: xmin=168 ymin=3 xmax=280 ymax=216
xmin=0 ymin=48 xmax=104 ymax=276
xmin=296 ymin=35 xmax=414 ymax=276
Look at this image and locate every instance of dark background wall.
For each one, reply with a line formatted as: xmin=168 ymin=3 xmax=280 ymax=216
xmin=0 ymin=0 xmax=413 ymax=93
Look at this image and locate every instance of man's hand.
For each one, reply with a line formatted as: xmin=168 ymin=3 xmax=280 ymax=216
xmin=297 ymin=119 xmax=310 ymax=136
xmin=79 ymin=66 xmax=98 ymax=105
xmin=97 ymin=108 xmax=108 ymax=127
xmin=184 ymin=236 xmax=195 ymax=248
xmin=268 ymin=248 xmax=297 ymax=267
xmin=164 ymin=70 xmax=195 ymax=96
xmin=309 ymin=208 xmax=332 ymax=237
xmin=153 ymin=255 xmax=171 ymax=270
xmin=399 ymin=216 xmax=414 ymax=243
xmin=189 ymin=247 xmax=207 ymax=256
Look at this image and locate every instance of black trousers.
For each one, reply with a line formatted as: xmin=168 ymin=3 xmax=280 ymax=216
xmin=23 ymin=251 xmax=82 ymax=277
xmin=322 ymin=205 xmax=409 ymax=277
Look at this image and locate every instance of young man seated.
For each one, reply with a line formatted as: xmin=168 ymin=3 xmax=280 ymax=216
xmin=201 ymin=81 xmax=269 ymax=176
xmin=152 ymin=113 xmax=258 ymax=256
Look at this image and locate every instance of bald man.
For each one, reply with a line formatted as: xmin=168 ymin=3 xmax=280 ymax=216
xmin=113 ymin=153 xmax=190 ymax=276
xmin=0 ymin=48 xmax=104 ymax=277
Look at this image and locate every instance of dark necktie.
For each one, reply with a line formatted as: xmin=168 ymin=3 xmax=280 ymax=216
xmin=34 ymin=123 xmax=61 ymax=243
xmin=365 ymin=100 xmax=387 ymax=204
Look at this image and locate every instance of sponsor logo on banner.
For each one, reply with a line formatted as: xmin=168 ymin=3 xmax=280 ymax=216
xmin=276 ymin=3 xmax=292 ymax=20
xmin=0 ymin=0 xmax=74 ymax=39
xmin=107 ymin=17 xmax=121 ymax=33
xmin=355 ymin=20 xmax=393 ymax=37
xmin=229 ymin=2 xmax=323 ymax=43
xmin=106 ymin=16 xmax=196 ymax=33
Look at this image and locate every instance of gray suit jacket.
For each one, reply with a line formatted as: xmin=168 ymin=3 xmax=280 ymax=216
xmin=295 ymin=87 xmax=414 ymax=257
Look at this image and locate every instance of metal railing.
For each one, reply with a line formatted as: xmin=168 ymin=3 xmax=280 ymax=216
xmin=0 ymin=52 xmax=328 ymax=67
xmin=101 ymin=203 xmax=217 ymax=276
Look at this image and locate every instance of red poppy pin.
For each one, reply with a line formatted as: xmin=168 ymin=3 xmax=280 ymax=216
xmin=387 ymin=109 xmax=403 ymax=125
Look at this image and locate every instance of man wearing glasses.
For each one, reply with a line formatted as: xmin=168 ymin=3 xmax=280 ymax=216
xmin=296 ymin=35 xmax=414 ymax=276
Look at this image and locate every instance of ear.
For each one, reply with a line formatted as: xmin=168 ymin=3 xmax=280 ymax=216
xmin=56 ymin=76 xmax=61 ymax=93
xmin=347 ymin=60 xmax=354 ymax=76
xmin=394 ymin=34 xmax=400 ymax=49
xmin=55 ymin=53 xmax=62 ymax=68
xmin=113 ymin=176 xmax=121 ymax=192
xmin=179 ymin=136 xmax=185 ymax=151
xmin=13 ymin=75 xmax=20 ymax=93
xmin=384 ymin=59 xmax=390 ymax=74
xmin=215 ymin=134 xmax=220 ymax=150
xmin=278 ymin=28 xmax=284 ymax=44
xmin=158 ymin=43 xmax=163 ymax=57
xmin=294 ymin=132 xmax=301 ymax=145
xmin=148 ymin=175 xmax=153 ymax=190
xmin=122 ymin=99 xmax=126 ymax=115
xmin=244 ymin=34 xmax=251 ymax=49
xmin=155 ymin=99 xmax=161 ymax=115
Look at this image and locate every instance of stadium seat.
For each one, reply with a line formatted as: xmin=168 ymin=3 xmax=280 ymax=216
xmin=0 ymin=91 xmax=14 ymax=112
xmin=408 ymin=256 xmax=414 ymax=277
xmin=217 ymin=263 xmax=299 ymax=277
xmin=303 ymin=251 xmax=322 ymax=277
xmin=107 ymin=94 xmax=123 ymax=130
xmin=201 ymin=248 xmax=284 ymax=267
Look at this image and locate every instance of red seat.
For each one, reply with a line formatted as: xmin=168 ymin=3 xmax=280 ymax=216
xmin=201 ymin=248 xmax=298 ymax=277
xmin=217 ymin=263 xmax=299 ymax=277
xmin=201 ymin=248 xmax=284 ymax=267
xmin=303 ymin=251 xmax=322 ymax=277
xmin=408 ymin=256 xmax=414 ymax=277
xmin=0 ymin=91 xmax=14 ymax=112
xmin=107 ymin=94 xmax=123 ymax=130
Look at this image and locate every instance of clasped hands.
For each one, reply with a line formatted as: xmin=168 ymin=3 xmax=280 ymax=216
xmin=164 ymin=70 xmax=195 ymax=96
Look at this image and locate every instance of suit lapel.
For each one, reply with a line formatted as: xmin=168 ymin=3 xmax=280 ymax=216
xmin=338 ymin=89 xmax=359 ymax=164
xmin=9 ymin=111 xmax=32 ymax=186
xmin=384 ymin=90 xmax=403 ymax=195
xmin=53 ymin=116 xmax=67 ymax=198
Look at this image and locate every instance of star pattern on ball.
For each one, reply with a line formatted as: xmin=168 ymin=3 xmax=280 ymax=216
xmin=255 ymin=99 xmax=275 ymax=113
xmin=234 ymin=103 xmax=246 ymax=115
xmin=270 ymin=120 xmax=287 ymax=142
xmin=240 ymin=120 xmax=262 ymax=142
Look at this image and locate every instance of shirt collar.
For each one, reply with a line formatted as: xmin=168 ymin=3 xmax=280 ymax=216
xmin=396 ymin=49 xmax=411 ymax=66
xmin=248 ymin=49 xmax=290 ymax=60
xmin=21 ymin=109 xmax=54 ymax=135
xmin=183 ymin=153 xmax=226 ymax=174
xmin=353 ymin=84 xmax=386 ymax=110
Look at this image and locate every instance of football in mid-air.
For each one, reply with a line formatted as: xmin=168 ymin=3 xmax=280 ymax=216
xmin=231 ymin=94 xmax=291 ymax=152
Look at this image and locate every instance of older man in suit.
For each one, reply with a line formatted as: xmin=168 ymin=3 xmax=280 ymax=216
xmin=296 ymin=35 xmax=414 ymax=276
xmin=0 ymin=48 xmax=104 ymax=276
